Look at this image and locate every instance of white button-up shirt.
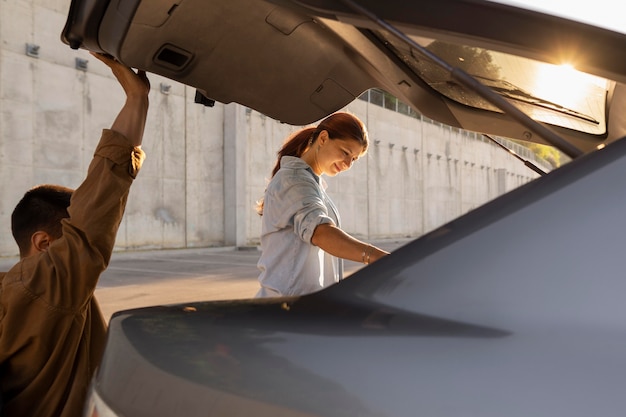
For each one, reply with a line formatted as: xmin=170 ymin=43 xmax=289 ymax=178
xmin=256 ymin=156 xmax=342 ymax=297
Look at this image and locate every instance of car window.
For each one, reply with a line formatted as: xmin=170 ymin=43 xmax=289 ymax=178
xmin=376 ymin=31 xmax=610 ymax=136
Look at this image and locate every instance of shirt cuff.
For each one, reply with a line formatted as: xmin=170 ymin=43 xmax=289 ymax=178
xmin=94 ymin=129 xmax=145 ymax=179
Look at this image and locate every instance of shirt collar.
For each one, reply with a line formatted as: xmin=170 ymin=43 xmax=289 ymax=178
xmin=280 ymin=156 xmax=320 ymax=183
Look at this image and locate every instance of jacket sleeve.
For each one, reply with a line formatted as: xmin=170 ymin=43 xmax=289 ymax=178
xmin=24 ymin=129 xmax=145 ymax=310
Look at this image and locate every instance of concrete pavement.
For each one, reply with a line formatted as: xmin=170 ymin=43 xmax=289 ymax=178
xmin=0 ymin=239 xmax=410 ymax=321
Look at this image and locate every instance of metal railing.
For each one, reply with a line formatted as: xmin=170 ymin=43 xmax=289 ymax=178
xmin=358 ymin=88 xmax=546 ymax=166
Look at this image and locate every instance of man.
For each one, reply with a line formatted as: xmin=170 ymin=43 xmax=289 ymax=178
xmin=0 ymin=53 xmax=150 ymax=416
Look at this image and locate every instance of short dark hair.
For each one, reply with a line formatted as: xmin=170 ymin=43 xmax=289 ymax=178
xmin=11 ymin=184 xmax=73 ymax=256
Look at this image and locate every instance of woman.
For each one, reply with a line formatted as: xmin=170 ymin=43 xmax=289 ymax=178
xmin=256 ymin=112 xmax=389 ymax=297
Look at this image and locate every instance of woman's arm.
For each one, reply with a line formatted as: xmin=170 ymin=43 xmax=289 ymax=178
xmin=311 ymin=223 xmax=389 ymax=264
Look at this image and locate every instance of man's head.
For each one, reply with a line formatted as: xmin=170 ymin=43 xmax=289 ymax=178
xmin=11 ymin=185 xmax=73 ymax=258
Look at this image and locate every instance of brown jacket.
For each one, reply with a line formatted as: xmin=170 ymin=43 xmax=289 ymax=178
xmin=0 ymin=129 xmax=145 ymax=417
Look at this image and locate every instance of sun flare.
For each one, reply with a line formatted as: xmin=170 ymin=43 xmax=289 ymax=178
xmin=532 ymin=63 xmax=605 ymax=108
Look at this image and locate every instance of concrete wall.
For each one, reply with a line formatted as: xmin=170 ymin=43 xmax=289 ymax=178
xmin=0 ymin=0 xmax=546 ymax=257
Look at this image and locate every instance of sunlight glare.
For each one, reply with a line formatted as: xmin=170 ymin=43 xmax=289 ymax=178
xmin=532 ymin=63 xmax=606 ymax=109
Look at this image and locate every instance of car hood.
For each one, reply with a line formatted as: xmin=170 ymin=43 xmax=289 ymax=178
xmin=62 ymin=0 xmax=626 ymax=156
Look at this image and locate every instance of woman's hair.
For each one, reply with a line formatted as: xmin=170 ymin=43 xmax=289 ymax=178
xmin=11 ymin=184 xmax=73 ymax=257
xmin=256 ymin=111 xmax=368 ymax=215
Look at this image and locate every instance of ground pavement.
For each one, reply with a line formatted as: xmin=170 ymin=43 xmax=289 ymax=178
xmin=0 ymin=239 xmax=410 ymax=321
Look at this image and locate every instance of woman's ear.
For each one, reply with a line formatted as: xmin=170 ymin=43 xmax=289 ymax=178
xmin=318 ymin=130 xmax=329 ymax=146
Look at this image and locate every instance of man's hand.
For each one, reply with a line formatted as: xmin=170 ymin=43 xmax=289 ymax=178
xmin=90 ymin=52 xmax=150 ymax=98
xmin=90 ymin=52 xmax=150 ymax=146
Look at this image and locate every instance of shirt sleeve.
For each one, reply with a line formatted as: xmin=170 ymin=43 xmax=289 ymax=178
xmin=293 ymin=185 xmax=335 ymax=243
xmin=265 ymin=173 xmax=336 ymax=244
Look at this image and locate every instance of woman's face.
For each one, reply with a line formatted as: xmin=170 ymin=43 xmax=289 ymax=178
xmin=317 ymin=132 xmax=365 ymax=177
